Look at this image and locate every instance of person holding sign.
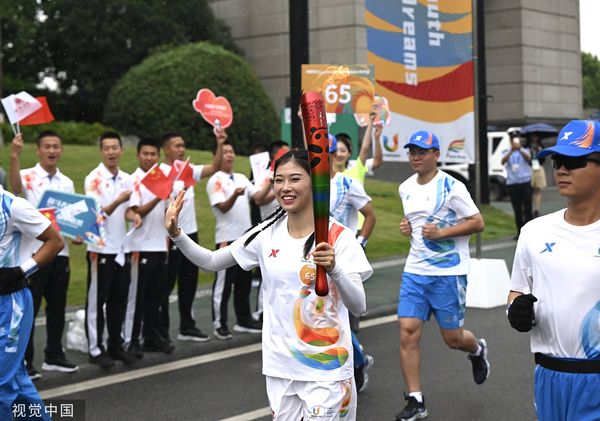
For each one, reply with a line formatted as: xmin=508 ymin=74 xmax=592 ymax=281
xmin=333 ymin=106 xmax=384 ymax=186
xmin=9 ymin=131 xmax=79 ymax=379
xmin=84 ymin=132 xmax=140 ymax=369
xmin=166 ymin=148 xmax=370 ymax=420
xmin=396 ymin=131 xmax=488 ymax=421
xmin=206 ymin=140 xmax=273 ymax=339
xmin=157 ymin=129 xmax=226 ymax=344
xmin=0 ymin=184 xmax=64 ymax=421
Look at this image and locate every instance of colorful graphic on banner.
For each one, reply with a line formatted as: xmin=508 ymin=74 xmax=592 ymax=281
xmin=301 ymin=65 xmax=375 ymax=115
xmin=366 ymin=0 xmax=474 ymax=163
xmin=37 ymin=190 xmax=105 ymax=247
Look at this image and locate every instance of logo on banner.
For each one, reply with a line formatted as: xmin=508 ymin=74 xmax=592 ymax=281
xmin=445 ymin=139 xmax=467 ymax=160
xmin=383 ymin=134 xmax=400 ymax=152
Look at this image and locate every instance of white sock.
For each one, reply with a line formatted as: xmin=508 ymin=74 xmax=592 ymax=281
xmin=408 ymin=392 xmax=423 ymax=403
xmin=471 ymin=343 xmax=482 ymax=356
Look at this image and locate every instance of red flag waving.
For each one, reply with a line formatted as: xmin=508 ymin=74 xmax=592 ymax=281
xmin=269 ymin=146 xmax=290 ymax=172
xmin=20 ymin=97 xmax=55 ymax=126
xmin=173 ymin=159 xmax=196 ymax=188
xmin=140 ymin=164 xmax=173 ymax=200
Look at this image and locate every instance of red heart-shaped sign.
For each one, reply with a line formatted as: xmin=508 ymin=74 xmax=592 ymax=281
xmin=192 ymin=89 xmax=233 ymax=129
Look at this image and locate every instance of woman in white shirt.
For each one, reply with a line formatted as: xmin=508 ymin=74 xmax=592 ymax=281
xmin=165 ymin=148 xmax=372 ymax=421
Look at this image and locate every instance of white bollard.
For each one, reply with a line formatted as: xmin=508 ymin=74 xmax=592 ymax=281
xmin=466 ymin=258 xmax=511 ymax=308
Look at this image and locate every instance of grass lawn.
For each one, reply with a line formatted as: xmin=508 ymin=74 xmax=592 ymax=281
xmin=0 ymin=143 xmax=515 ymax=306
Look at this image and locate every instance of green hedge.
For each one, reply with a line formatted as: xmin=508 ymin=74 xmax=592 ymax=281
xmin=1 ymin=121 xmax=116 ymax=146
xmin=104 ymin=42 xmax=279 ymax=154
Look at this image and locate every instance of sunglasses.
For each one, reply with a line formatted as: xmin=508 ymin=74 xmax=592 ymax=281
xmin=551 ymin=154 xmax=600 ymax=170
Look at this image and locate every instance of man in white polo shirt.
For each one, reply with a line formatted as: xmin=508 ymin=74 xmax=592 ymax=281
xmin=507 ymin=120 xmax=600 ymax=420
xmin=158 ymin=130 xmax=226 ymax=343
xmin=125 ymin=139 xmax=174 ymax=357
xmin=206 ymin=140 xmax=271 ymax=339
xmin=84 ymin=131 xmax=140 ymax=368
xmin=9 ymin=130 xmax=79 ymax=379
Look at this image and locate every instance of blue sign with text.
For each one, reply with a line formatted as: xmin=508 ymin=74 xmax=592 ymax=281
xmin=38 ymin=190 xmax=105 ymax=247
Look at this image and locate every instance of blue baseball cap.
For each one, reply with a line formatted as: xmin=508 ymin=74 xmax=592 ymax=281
xmin=538 ymin=120 xmax=600 ymax=158
xmin=328 ymin=133 xmax=337 ymax=153
xmin=404 ymin=130 xmax=440 ymax=150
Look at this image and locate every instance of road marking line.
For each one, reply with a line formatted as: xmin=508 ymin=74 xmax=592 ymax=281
xmin=39 ymin=314 xmax=399 ymax=399
xmin=39 ymin=343 xmax=261 ymax=399
xmin=219 ymin=407 xmax=272 ymax=421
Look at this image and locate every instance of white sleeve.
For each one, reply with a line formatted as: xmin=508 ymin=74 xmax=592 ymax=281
xmin=365 ymin=158 xmax=374 ymax=176
xmin=348 ymin=180 xmax=371 ymax=211
xmin=510 ymin=234 xmax=533 ymax=294
xmin=206 ymin=175 xmax=227 ymax=206
xmin=170 ymin=231 xmax=237 ymax=271
xmin=328 ymin=265 xmax=366 ymax=316
xmin=230 ymin=229 xmax=261 ymax=271
xmin=192 ymin=164 xmax=204 ymax=182
xmin=449 ymin=180 xmax=480 ymax=219
xmin=11 ymin=197 xmax=51 ymax=239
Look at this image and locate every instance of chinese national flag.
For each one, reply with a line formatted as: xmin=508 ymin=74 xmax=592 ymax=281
xmin=173 ymin=159 xmax=196 ymax=188
xmin=39 ymin=207 xmax=61 ymax=232
xmin=140 ymin=165 xmax=173 ymax=200
xmin=20 ymin=97 xmax=55 ymax=126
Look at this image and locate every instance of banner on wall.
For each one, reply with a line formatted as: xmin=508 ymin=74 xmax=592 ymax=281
xmin=365 ymin=0 xmax=475 ymax=163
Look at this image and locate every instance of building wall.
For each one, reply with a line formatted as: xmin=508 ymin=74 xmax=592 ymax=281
xmin=486 ymin=0 xmax=582 ymax=126
xmin=209 ymin=0 xmax=582 ymax=127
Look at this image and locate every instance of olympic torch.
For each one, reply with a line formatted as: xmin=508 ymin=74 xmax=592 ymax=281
xmin=300 ymin=91 xmax=330 ymax=297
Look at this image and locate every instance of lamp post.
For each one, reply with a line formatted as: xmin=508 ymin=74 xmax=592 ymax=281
xmin=289 ymin=0 xmax=309 ymax=148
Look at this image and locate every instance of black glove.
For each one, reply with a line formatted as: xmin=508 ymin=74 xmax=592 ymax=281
xmin=507 ymin=294 xmax=537 ymax=332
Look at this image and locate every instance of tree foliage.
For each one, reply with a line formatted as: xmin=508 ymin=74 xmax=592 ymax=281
xmin=1 ymin=0 xmax=240 ymax=122
xmin=104 ymin=42 xmax=278 ymax=154
xmin=582 ymin=52 xmax=600 ymax=109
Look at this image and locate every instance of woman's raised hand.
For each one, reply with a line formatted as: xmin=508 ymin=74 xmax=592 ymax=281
xmin=165 ymin=190 xmax=185 ymax=237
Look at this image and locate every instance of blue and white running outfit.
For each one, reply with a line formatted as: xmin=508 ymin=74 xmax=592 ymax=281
xmin=398 ymin=171 xmax=480 ymax=329
xmin=510 ymin=210 xmax=600 ymax=420
xmin=0 ymin=186 xmax=51 ymax=420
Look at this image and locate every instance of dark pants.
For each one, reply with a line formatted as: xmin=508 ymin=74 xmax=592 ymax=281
xmin=85 ymin=252 xmax=130 ymax=357
xmin=25 ymin=255 xmax=70 ymax=365
xmin=124 ymin=252 xmax=167 ymax=346
xmin=158 ymin=232 xmax=199 ymax=338
xmin=212 ymin=242 xmax=253 ymax=329
xmin=507 ymin=182 xmax=533 ymax=234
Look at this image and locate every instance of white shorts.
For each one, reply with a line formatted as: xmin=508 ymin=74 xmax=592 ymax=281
xmin=266 ymin=376 xmax=357 ymax=420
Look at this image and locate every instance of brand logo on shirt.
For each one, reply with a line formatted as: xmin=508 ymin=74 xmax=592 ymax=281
xmin=539 ymin=242 xmax=556 ymax=253
xmin=268 ymin=249 xmax=280 ymax=258
xmin=595 ymin=247 xmax=600 ymax=257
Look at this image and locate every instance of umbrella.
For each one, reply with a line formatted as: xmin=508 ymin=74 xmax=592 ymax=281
xmin=520 ymin=123 xmax=558 ymax=137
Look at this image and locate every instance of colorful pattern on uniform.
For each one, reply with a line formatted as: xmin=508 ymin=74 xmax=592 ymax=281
xmin=301 ymin=91 xmax=330 ymax=296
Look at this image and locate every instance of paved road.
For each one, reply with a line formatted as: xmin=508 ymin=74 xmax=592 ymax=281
xmin=31 ymin=189 xmax=565 ymax=420
xmin=38 ymin=310 xmax=536 ymax=421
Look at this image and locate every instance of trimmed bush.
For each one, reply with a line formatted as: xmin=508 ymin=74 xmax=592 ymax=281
xmin=1 ymin=121 xmax=117 ymax=146
xmin=104 ymin=42 xmax=279 ymax=154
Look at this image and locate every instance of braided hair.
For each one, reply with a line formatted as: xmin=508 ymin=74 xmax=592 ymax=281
xmin=244 ymin=148 xmax=316 ymax=259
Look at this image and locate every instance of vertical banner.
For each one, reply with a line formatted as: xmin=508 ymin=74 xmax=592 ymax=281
xmin=366 ymin=0 xmax=474 ymax=163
